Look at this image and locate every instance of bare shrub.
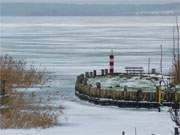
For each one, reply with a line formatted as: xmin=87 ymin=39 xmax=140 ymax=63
xmin=0 ymin=55 xmax=59 ymax=129
xmin=0 ymin=55 xmax=47 ymax=93
xmin=0 ymin=109 xmax=57 ymax=129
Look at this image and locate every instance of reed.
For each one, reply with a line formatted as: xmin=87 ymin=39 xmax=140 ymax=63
xmin=0 ymin=55 xmax=58 ymax=129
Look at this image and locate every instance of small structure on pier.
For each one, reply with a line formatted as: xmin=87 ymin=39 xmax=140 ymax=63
xmin=125 ymin=67 xmax=144 ymax=75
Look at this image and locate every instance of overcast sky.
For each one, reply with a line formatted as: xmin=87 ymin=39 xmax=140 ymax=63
xmin=0 ymin=0 xmax=179 ymax=4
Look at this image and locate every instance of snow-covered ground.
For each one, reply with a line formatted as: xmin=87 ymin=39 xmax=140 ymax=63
xmin=0 ymin=99 xmax=175 ymax=135
xmin=88 ymin=74 xmax=170 ymax=92
xmin=1 ymin=86 xmax=176 ymax=135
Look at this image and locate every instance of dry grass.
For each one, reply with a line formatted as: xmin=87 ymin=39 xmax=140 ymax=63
xmin=0 ymin=94 xmax=59 ymax=129
xmin=0 ymin=55 xmax=59 ymax=129
xmin=0 ymin=55 xmax=46 ymax=93
xmin=0 ymin=109 xmax=57 ymax=129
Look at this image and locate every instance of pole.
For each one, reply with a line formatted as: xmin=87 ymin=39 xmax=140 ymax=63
xmin=135 ymin=127 xmax=137 ymax=135
xmin=160 ymin=45 xmax=163 ymax=78
xmin=176 ymin=17 xmax=180 ymax=82
xmin=93 ymin=70 xmax=97 ymax=77
xmin=175 ymin=127 xmax=179 ymax=135
xmin=173 ymin=26 xmax=176 ymax=65
xmin=173 ymin=26 xmax=178 ymax=84
xmin=148 ymin=57 xmax=151 ymax=75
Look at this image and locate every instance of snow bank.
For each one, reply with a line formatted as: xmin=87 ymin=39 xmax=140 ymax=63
xmin=0 ymin=100 xmax=175 ymax=135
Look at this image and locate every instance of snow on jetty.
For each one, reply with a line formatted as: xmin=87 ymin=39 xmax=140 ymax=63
xmin=87 ymin=74 xmax=170 ymax=92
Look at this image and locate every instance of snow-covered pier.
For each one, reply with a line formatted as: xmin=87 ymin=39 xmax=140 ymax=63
xmin=75 ymin=50 xmax=180 ymax=109
xmin=75 ymin=72 xmax=180 ymax=109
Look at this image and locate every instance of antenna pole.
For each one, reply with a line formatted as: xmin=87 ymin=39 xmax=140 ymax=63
xmin=173 ymin=26 xmax=176 ymax=64
xmin=160 ymin=45 xmax=163 ymax=78
xmin=148 ymin=57 xmax=151 ymax=75
xmin=176 ymin=17 xmax=180 ymax=82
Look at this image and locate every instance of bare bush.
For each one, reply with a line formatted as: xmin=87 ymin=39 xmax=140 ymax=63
xmin=0 ymin=55 xmax=59 ymax=129
xmin=0 ymin=55 xmax=47 ymax=93
xmin=0 ymin=109 xmax=57 ymax=129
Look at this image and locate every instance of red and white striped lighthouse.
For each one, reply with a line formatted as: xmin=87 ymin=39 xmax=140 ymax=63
xmin=109 ymin=49 xmax=114 ymax=74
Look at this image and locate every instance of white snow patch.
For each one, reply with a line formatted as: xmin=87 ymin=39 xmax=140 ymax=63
xmin=87 ymin=74 xmax=170 ymax=91
xmin=0 ymin=100 xmax=175 ymax=135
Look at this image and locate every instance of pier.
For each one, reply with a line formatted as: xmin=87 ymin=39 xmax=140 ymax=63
xmin=75 ymin=50 xmax=180 ymax=109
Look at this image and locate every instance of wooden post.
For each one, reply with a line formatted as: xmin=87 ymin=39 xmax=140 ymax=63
xmin=160 ymin=45 xmax=163 ymax=78
xmin=135 ymin=128 xmax=137 ymax=135
xmin=124 ymin=86 xmax=127 ymax=100
xmin=176 ymin=17 xmax=180 ymax=83
xmin=156 ymin=86 xmax=164 ymax=112
xmin=174 ymin=90 xmax=179 ymax=104
xmin=85 ymin=72 xmax=89 ymax=78
xmin=79 ymin=74 xmax=84 ymax=84
xmin=101 ymin=69 xmax=105 ymax=76
xmin=175 ymin=127 xmax=179 ymax=135
xmin=151 ymin=68 xmax=156 ymax=74
xmin=83 ymin=78 xmax=88 ymax=86
xmin=93 ymin=70 xmax=97 ymax=77
xmin=137 ymin=89 xmax=142 ymax=101
xmin=148 ymin=57 xmax=151 ymax=75
xmin=90 ymin=72 xmax=93 ymax=78
xmin=156 ymin=89 xmax=161 ymax=104
xmin=105 ymin=69 xmax=108 ymax=75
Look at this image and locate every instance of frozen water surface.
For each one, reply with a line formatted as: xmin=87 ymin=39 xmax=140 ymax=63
xmin=0 ymin=16 xmax=178 ymax=135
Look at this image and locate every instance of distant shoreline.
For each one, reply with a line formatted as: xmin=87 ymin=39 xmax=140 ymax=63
xmin=1 ymin=2 xmax=179 ymax=16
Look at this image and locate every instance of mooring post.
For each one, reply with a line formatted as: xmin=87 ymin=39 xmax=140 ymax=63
xmin=174 ymin=90 xmax=179 ymax=105
xmin=175 ymin=127 xmax=179 ymax=135
xmin=93 ymin=70 xmax=97 ymax=77
xmin=151 ymin=68 xmax=156 ymax=74
xmin=83 ymin=78 xmax=88 ymax=86
xmin=90 ymin=72 xmax=93 ymax=78
xmin=137 ymin=89 xmax=142 ymax=102
xmin=122 ymin=131 xmax=125 ymax=135
xmin=85 ymin=72 xmax=89 ymax=78
xmin=105 ymin=69 xmax=108 ymax=75
xmin=156 ymin=87 xmax=163 ymax=112
xmin=101 ymin=69 xmax=105 ymax=76
xmin=79 ymin=74 xmax=84 ymax=84
xmin=124 ymin=85 xmax=127 ymax=100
